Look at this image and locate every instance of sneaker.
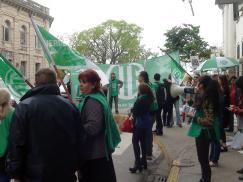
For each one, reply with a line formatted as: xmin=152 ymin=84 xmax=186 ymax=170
xmin=209 ymin=161 xmax=218 ymax=167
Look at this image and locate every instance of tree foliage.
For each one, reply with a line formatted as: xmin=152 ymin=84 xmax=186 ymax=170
xmin=164 ymin=24 xmax=211 ymax=62
xmin=71 ymin=20 xmax=155 ymax=64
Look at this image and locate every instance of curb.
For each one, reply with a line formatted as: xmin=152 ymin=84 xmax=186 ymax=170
xmin=153 ymin=135 xmax=180 ymax=182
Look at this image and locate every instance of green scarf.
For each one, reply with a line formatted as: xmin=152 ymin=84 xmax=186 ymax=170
xmin=78 ymin=91 xmax=121 ymax=159
xmin=187 ymin=109 xmax=220 ymax=141
xmin=0 ymin=107 xmax=14 ymax=157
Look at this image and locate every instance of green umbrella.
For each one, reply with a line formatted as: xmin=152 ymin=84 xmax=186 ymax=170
xmin=196 ymin=56 xmax=239 ymax=71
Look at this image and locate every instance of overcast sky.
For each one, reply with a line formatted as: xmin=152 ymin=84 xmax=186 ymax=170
xmin=35 ymin=0 xmax=223 ymax=53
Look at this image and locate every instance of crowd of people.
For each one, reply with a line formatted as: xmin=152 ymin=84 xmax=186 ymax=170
xmin=1 ymin=68 xmax=243 ymax=182
xmin=0 ymin=68 xmax=120 ymax=182
xmin=127 ymin=71 xmax=243 ymax=182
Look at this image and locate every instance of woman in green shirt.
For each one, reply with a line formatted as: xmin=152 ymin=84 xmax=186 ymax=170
xmin=187 ymin=76 xmax=220 ymax=182
xmin=0 ymin=89 xmax=14 ymax=182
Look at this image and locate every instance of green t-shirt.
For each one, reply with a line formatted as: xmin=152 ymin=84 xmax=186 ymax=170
xmin=109 ymin=79 xmax=119 ymax=97
xmin=0 ymin=107 xmax=14 ymax=157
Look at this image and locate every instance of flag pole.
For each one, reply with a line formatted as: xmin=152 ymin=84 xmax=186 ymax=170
xmin=159 ymin=48 xmax=192 ymax=79
xmin=30 ymin=15 xmax=73 ymax=103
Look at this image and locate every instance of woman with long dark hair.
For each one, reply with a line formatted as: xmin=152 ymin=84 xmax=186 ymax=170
xmin=218 ymin=75 xmax=230 ymax=152
xmin=129 ymin=83 xmax=154 ymax=173
xmin=138 ymin=71 xmax=158 ymax=160
xmin=188 ymin=76 xmax=220 ymax=182
xmin=77 ymin=69 xmax=121 ymax=182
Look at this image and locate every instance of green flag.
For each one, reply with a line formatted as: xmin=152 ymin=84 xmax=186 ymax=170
xmin=169 ymin=51 xmax=187 ymax=85
xmin=0 ymin=54 xmax=30 ymax=101
xmin=36 ymin=25 xmax=86 ymax=69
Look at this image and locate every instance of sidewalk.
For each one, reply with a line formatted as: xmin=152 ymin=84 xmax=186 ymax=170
xmin=155 ymin=124 xmax=243 ymax=182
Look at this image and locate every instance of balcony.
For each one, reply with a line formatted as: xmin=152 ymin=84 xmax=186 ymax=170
xmin=1 ymin=0 xmax=54 ymax=24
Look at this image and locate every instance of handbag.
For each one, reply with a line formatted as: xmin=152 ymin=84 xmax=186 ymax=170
xmin=121 ymin=117 xmax=134 ymax=133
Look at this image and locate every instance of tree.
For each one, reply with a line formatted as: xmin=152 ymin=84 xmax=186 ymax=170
xmin=70 ymin=20 xmax=155 ymax=64
xmin=164 ymin=24 xmax=211 ymax=62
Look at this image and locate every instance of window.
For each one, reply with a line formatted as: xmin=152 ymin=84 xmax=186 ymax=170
xmin=35 ymin=63 xmax=41 ymax=73
xmin=3 ymin=20 xmax=11 ymax=41
xmin=20 ymin=61 xmax=27 ymax=76
xmin=237 ymin=44 xmax=240 ymax=59
xmin=35 ymin=35 xmax=41 ymax=49
xmin=20 ymin=25 xmax=27 ymax=46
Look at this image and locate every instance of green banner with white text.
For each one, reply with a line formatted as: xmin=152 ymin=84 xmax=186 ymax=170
xmin=71 ymin=52 xmax=186 ymax=113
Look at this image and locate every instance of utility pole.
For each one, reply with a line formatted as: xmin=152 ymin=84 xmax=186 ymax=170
xmin=182 ymin=0 xmax=195 ymax=16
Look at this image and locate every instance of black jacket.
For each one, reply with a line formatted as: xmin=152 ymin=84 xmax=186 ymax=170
xmin=7 ymin=84 xmax=80 ymax=182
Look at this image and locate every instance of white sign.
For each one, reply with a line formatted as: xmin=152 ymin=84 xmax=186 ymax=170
xmin=190 ymin=56 xmax=199 ymax=69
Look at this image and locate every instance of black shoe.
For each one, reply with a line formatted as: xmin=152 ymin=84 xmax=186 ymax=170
xmin=199 ymin=179 xmax=205 ymax=182
xmin=146 ymin=156 xmax=153 ymax=161
xmin=237 ymin=168 xmax=243 ymax=174
xmin=141 ymin=160 xmax=147 ymax=169
xmin=239 ymin=176 xmax=243 ymax=180
xmin=152 ymin=129 xmax=157 ymax=133
xmin=115 ymin=110 xmax=119 ymax=114
xmin=129 ymin=166 xmax=142 ymax=173
xmin=156 ymin=131 xmax=163 ymax=136
xmin=220 ymin=146 xmax=228 ymax=152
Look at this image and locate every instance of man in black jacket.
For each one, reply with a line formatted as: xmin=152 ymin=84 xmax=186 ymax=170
xmin=7 ymin=68 xmax=80 ymax=182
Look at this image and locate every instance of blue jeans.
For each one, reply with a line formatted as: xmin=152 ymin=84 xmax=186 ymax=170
xmin=132 ymin=127 xmax=148 ymax=163
xmin=174 ymin=100 xmax=181 ymax=125
xmin=0 ymin=172 xmax=10 ymax=182
xmin=209 ymin=140 xmax=221 ymax=163
xmin=155 ymin=106 xmax=163 ymax=133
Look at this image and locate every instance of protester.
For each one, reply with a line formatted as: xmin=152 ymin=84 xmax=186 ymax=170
xmin=228 ymin=76 xmax=237 ymax=132
xmin=78 ymin=69 xmax=120 ymax=182
xmin=138 ymin=71 xmax=158 ymax=160
xmin=129 ymin=83 xmax=154 ymax=173
xmin=0 ymin=89 xmax=14 ymax=182
xmin=7 ymin=68 xmax=80 ymax=182
xmin=173 ymin=97 xmax=182 ymax=127
xmin=108 ymin=72 xmax=123 ymax=114
xmin=163 ymin=78 xmax=174 ymax=127
xmin=229 ymin=76 xmax=243 ymax=180
xmin=218 ymin=75 xmax=230 ymax=152
xmin=187 ymin=76 xmax=220 ymax=182
xmin=153 ymin=73 xmax=165 ymax=135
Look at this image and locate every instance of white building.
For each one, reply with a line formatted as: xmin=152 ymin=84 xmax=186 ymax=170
xmin=216 ymin=0 xmax=243 ymax=76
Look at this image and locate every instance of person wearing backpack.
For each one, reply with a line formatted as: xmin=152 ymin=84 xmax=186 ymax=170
xmin=153 ymin=73 xmax=165 ymax=135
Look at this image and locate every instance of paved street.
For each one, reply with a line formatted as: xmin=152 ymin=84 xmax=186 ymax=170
xmin=113 ymin=120 xmax=243 ymax=182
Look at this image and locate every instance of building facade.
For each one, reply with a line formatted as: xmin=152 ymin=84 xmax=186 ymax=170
xmin=0 ymin=0 xmax=53 ymax=83
xmin=216 ymin=0 xmax=243 ymax=76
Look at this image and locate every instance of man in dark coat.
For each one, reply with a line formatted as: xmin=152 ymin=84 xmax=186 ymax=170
xmin=7 ymin=68 xmax=80 ymax=182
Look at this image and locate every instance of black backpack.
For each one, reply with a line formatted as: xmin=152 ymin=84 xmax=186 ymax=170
xmin=156 ymin=83 xmax=165 ymax=107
